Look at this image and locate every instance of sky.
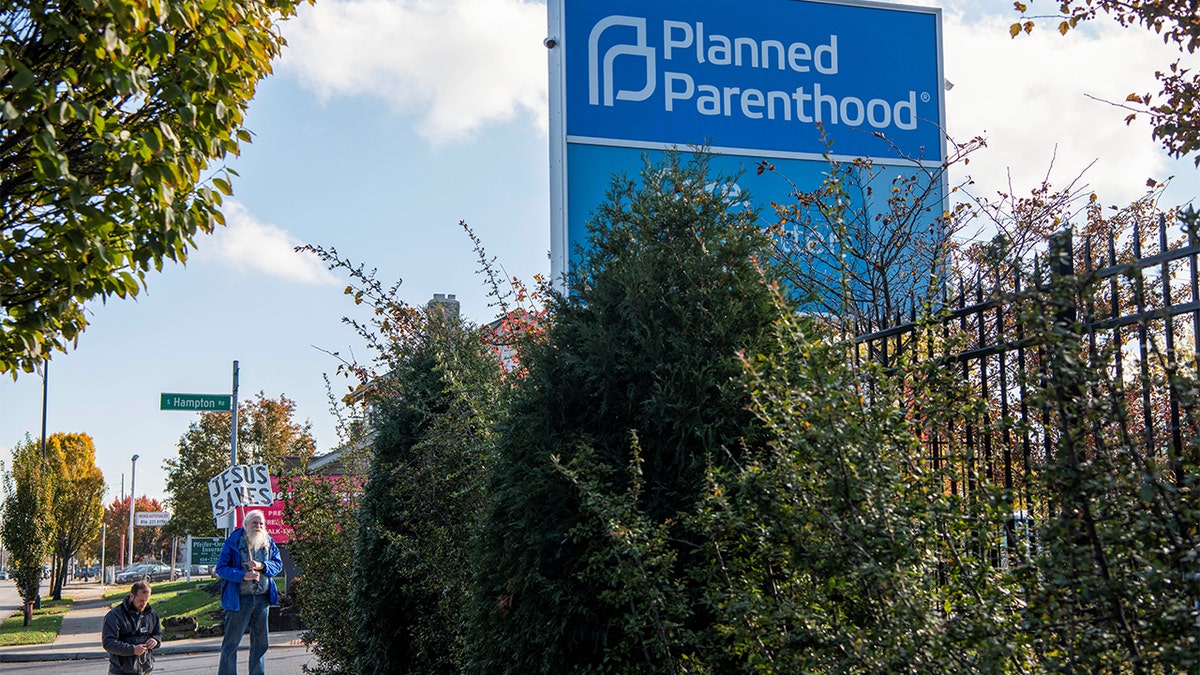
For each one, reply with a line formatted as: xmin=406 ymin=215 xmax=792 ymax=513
xmin=2 ymin=0 xmax=1198 ymax=509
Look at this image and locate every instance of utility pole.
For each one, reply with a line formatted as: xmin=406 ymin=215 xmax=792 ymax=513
xmin=127 ymin=455 xmax=139 ymax=567
xmin=227 ymin=360 xmax=239 ymax=536
xmin=39 ymin=361 xmax=48 ymax=462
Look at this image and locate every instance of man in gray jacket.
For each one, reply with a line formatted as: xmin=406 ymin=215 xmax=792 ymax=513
xmin=102 ymin=580 xmax=162 ymax=674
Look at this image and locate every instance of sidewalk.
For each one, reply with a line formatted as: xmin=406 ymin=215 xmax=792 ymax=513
xmin=0 ymin=580 xmax=307 ymax=663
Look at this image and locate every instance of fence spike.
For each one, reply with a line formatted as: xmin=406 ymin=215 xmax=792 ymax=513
xmin=1159 ymin=213 xmax=1168 ymax=256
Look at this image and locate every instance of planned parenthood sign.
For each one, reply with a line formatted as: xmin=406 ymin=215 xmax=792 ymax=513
xmin=548 ymin=0 xmax=945 ymax=280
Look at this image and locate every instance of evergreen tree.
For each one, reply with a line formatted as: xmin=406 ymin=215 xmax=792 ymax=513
xmin=466 ymin=154 xmax=783 ymax=673
xmin=351 ymin=306 xmax=504 ymax=674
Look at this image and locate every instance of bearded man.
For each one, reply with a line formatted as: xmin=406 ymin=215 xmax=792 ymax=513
xmin=215 ymin=509 xmax=283 ymax=675
xmin=102 ymin=580 xmax=161 ymax=674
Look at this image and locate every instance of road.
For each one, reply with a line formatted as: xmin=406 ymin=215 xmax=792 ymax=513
xmin=0 ymin=578 xmax=44 ymax=624
xmin=1 ymin=649 xmax=318 ymax=673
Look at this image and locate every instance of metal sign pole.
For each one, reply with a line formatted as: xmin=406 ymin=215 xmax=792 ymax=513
xmin=228 ymin=360 xmax=239 ymax=536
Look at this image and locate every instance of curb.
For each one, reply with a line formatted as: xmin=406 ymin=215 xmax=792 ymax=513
xmin=0 ymin=633 xmax=309 ymax=663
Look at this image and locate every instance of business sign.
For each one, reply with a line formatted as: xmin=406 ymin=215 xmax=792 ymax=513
xmin=190 ymin=537 xmax=223 ymax=566
xmin=134 ymin=512 xmax=171 ymax=527
xmin=207 ymin=464 xmax=273 ymax=520
xmin=160 ymin=393 xmax=232 ymax=412
xmin=234 ymin=477 xmax=291 ymax=543
xmin=548 ymin=0 xmax=945 ymax=280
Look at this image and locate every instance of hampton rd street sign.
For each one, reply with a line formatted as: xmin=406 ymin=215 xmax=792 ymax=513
xmin=548 ymin=0 xmax=945 ymax=280
xmin=160 ymin=393 xmax=232 ymax=412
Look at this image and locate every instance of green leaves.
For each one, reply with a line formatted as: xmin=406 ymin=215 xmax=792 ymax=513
xmin=1 ymin=0 xmax=310 ymax=375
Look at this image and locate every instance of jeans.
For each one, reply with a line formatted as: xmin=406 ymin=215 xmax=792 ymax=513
xmin=218 ymin=593 xmax=270 ymax=675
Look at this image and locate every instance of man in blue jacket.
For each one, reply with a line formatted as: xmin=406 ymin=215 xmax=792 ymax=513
xmin=216 ymin=509 xmax=284 ymax=675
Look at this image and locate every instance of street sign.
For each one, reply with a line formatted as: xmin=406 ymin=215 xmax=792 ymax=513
xmin=134 ymin=512 xmax=171 ymax=527
xmin=548 ymin=0 xmax=946 ymax=281
xmin=190 ymin=537 xmax=223 ymax=566
xmin=160 ymin=393 xmax=232 ymax=412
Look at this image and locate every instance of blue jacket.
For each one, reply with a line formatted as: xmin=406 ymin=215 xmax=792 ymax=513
xmin=215 ymin=527 xmax=283 ymax=611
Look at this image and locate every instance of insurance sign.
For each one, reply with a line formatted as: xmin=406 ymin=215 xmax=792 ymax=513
xmin=548 ymin=0 xmax=945 ymax=280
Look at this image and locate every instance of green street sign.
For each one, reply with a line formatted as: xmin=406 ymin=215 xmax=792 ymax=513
xmin=190 ymin=537 xmax=223 ymax=565
xmin=160 ymin=393 xmax=232 ymax=412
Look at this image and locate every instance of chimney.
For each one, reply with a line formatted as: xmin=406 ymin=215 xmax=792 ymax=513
xmin=427 ymin=293 xmax=460 ymax=320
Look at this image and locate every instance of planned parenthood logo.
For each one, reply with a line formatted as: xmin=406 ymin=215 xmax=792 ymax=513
xmin=566 ymin=0 xmax=944 ymax=162
xmin=588 ymin=16 xmax=655 ymax=106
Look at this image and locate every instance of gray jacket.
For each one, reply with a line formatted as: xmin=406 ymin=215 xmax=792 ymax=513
xmin=102 ymin=595 xmax=162 ymax=674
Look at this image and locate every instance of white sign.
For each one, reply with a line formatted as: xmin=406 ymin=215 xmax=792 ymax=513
xmin=135 ymin=512 xmax=171 ymax=526
xmin=207 ymin=464 xmax=273 ymax=519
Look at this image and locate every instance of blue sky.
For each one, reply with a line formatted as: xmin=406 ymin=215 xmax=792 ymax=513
xmin=3 ymin=0 xmax=1198 ymax=508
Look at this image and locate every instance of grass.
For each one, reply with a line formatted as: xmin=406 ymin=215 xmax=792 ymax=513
xmin=105 ymin=579 xmax=223 ymax=629
xmin=0 ymin=598 xmax=73 ymax=646
xmin=4 ymin=576 xmax=275 ymax=647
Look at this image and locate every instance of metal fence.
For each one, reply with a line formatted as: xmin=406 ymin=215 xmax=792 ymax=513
xmin=851 ymin=212 xmax=1200 ymax=500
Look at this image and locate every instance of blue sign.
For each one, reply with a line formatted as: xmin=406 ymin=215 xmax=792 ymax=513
xmin=548 ymin=0 xmax=946 ymax=280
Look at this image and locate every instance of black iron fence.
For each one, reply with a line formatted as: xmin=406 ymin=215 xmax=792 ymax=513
xmin=852 ymin=212 xmax=1200 ymax=501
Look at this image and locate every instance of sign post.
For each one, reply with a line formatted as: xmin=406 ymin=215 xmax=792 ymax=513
xmin=159 ymin=360 xmax=240 ymax=534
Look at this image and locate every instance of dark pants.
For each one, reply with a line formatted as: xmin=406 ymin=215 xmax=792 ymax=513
xmin=218 ymin=593 xmax=269 ymax=675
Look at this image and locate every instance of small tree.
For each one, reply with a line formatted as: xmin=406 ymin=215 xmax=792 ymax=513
xmin=45 ymin=432 xmax=105 ymax=599
xmin=1 ymin=436 xmax=52 ymax=625
xmin=102 ymin=495 xmax=170 ymax=568
xmin=283 ymin=472 xmax=364 ymax=675
xmin=291 ymin=230 xmax=538 ymax=674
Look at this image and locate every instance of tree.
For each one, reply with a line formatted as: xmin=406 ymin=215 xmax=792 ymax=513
xmin=283 ymin=473 xmax=364 ymax=675
xmin=765 ymin=137 xmax=980 ymax=321
xmin=101 ymin=495 xmax=170 ymax=569
xmin=287 ymin=233 xmax=541 ymax=675
xmin=0 ymin=0 xmax=310 ymax=375
xmin=1011 ymin=0 xmax=1200 ymax=163
xmin=351 ymin=306 xmax=505 ymax=675
xmin=44 ymin=432 xmax=105 ymax=600
xmin=466 ymin=154 xmax=784 ymax=673
xmin=164 ymin=393 xmax=315 ymax=537
xmin=1 ymin=435 xmax=52 ymax=625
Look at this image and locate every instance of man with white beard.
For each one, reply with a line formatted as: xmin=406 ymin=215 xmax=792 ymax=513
xmin=215 ymin=509 xmax=283 ymax=675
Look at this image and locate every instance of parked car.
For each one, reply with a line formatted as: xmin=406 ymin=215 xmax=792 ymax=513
xmin=0 ymin=569 xmax=9 ymax=580
xmin=188 ymin=564 xmax=214 ymax=577
xmin=114 ymin=562 xmax=173 ymax=584
xmin=73 ymin=565 xmax=99 ymax=580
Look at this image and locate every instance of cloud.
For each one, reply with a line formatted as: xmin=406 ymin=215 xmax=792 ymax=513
xmin=276 ymin=0 xmax=1191 ymax=207
xmin=199 ymin=203 xmax=339 ymax=285
xmin=279 ymin=0 xmax=547 ymax=144
xmin=941 ymin=9 xmax=1183 ymax=205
